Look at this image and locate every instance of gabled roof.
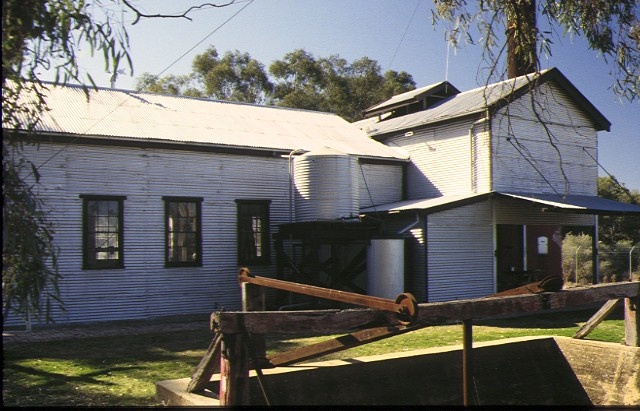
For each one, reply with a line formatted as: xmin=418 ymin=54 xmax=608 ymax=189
xmin=362 ymin=81 xmax=460 ymax=118
xmin=359 ymin=68 xmax=611 ymax=137
xmin=360 ymin=191 xmax=640 ymax=216
xmin=8 ymin=83 xmax=408 ymax=161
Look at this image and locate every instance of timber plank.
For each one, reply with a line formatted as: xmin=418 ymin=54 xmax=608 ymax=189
xmin=212 ymin=282 xmax=640 ymax=334
xmin=268 ymin=325 xmax=423 ymax=366
xmin=187 ymin=331 xmax=222 ymax=393
xmin=573 ymin=299 xmax=620 ymax=339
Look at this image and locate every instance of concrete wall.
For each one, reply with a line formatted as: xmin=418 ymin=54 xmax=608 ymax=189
xmin=157 ymin=336 xmax=639 ymax=406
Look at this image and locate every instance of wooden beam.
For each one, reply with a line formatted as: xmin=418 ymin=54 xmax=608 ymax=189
xmin=573 ymin=299 xmax=620 ymax=339
xmin=212 ymin=308 xmax=396 ymax=335
xmin=625 ymin=296 xmax=639 ymax=347
xmin=186 ymin=331 xmax=222 ymax=393
xmin=462 ymin=320 xmax=474 ymax=407
xmin=268 ymin=325 xmax=423 ymax=367
xmin=212 ymin=282 xmax=640 ymax=335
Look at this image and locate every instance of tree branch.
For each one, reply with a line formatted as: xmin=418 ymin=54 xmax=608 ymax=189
xmin=122 ymin=1 xmax=237 ymax=25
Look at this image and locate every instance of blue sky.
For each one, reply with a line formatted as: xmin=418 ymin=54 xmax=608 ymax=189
xmin=68 ymin=0 xmax=639 ymax=189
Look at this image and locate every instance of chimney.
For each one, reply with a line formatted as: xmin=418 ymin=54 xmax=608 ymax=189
xmin=506 ymin=0 xmax=538 ymax=78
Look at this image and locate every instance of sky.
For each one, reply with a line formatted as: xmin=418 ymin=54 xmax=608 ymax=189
xmin=60 ymin=0 xmax=639 ymax=190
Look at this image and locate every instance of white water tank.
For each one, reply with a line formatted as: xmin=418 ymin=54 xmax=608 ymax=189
xmin=293 ymin=147 xmax=359 ymax=221
xmin=367 ymin=239 xmax=405 ymax=299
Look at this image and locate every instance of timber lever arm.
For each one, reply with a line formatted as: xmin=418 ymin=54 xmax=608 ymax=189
xmin=238 ymin=268 xmax=418 ymax=324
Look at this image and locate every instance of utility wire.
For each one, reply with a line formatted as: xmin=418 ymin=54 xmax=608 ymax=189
xmin=506 ymin=137 xmax=562 ymax=198
xmin=583 ymin=147 xmax=636 ymax=203
xmin=387 ymin=0 xmax=420 ymax=71
xmin=33 ymin=0 xmax=254 ymax=173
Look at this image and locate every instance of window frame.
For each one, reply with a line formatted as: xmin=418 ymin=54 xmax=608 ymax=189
xmin=236 ymin=199 xmax=271 ymax=266
xmin=164 ymin=196 xmax=203 ymax=267
xmin=81 ymin=195 xmax=126 ymax=270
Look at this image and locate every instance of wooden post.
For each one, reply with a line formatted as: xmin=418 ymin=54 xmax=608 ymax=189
xmin=462 ymin=319 xmax=474 ymax=406
xmin=219 ymin=333 xmax=250 ymax=406
xmin=624 ymin=296 xmax=639 ymax=347
xmin=241 ymin=272 xmax=265 ymax=312
xmin=573 ymin=299 xmax=620 ymax=339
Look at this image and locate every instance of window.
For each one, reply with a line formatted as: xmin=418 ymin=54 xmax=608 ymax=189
xmin=164 ymin=197 xmax=202 ymax=267
xmin=81 ymin=195 xmax=125 ymax=269
xmin=236 ymin=200 xmax=271 ymax=265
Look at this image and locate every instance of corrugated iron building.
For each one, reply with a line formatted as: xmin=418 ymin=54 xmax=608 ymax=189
xmin=4 ymin=67 xmax=639 ymax=326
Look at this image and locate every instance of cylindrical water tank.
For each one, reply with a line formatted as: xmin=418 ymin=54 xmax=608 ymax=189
xmin=367 ymin=239 xmax=405 ymax=299
xmin=293 ymin=147 xmax=359 ymax=221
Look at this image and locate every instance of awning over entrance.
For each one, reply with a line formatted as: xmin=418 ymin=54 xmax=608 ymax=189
xmin=497 ymin=192 xmax=640 ymax=215
xmin=361 ymin=192 xmax=640 ymax=216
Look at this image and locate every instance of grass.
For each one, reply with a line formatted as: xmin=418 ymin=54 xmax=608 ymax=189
xmin=2 ymin=307 xmax=626 ymax=407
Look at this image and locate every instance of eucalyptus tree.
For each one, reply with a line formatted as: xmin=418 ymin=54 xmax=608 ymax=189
xmin=138 ymin=47 xmax=273 ymax=103
xmin=431 ymin=0 xmax=639 ymax=101
xmin=2 ymin=0 xmax=234 ymax=324
xmin=270 ymin=49 xmax=416 ymax=122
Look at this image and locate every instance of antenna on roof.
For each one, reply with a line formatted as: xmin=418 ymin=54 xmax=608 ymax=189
xmin=445 ymin=43 xmax=450 ymax=91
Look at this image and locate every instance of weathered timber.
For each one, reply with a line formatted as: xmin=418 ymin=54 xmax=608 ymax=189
xmin=212 ymin=308 xmax=395 ymax=335
xmin=212 ymin=282 xmax=640 ymax=335
xmin=238 ymin=269 xmax=416 ymax=318
xmin=219 ymin=333 xmax=250 ymax=406
xmin=187 ymin=331 xmax=222 ymax=393
xmin=462 ymin=319 xmax=474 ymax=406
xmin=268 ymin=325 xmax=422 ymax=367
xmin=625 ymin=296 xmax=639 ymax=347
xmin=573 ymin=299 xmax=621 ymax=339
xmin=491 ymin=275 xmax=563 ymax=297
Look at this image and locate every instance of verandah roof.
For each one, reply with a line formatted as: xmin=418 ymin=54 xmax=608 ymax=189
xmin=361 ymin=192 xmax=640 ymax=216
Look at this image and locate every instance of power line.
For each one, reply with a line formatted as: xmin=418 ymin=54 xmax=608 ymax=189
xmin=387 ymin=0 xmax=420 ymax=71
xmin=33 ymin=0 xmax=254 ymax=173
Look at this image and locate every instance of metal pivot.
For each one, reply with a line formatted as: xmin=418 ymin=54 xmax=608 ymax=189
xmin=238 ymin=268 xmax=418 ymax=324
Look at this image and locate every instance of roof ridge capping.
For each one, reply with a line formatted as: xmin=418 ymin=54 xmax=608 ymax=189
xmin=36 ymin=80 xmax=342 ymax=117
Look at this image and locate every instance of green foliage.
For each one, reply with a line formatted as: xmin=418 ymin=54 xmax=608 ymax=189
xmin=562 ymin=178 xmax=639 ymax=284
xmin=562 ymin=233 xmax=639 ymax=285
xmin=138 ymin=46 xmax=273 ymax=103
xmin=2 ymin=0 xmax=133 ymax=323
xmin=432 ymin=0 xmax=640 ymax=101
xmin=138 ymin=47 xmax=416 ymax=122
xmin=561 ymin=233 xmax=594 ymax=285
xmin=270 ymin=50 xmax=416 ymax=122
xmin=2 ymin=309 xmax=624 ymax=406
xmin=597 ymin=176 xmax=640 ymax=245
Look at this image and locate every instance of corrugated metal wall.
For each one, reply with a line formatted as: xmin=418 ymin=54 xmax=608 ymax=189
xmin=7 ymin=142 xmax=406 ymax=327
xmin=358 ymin=162 xmax=404 ymax=209
xmin=426 ymin=201 xmax=495 ymax=302
xmin=471 ymin=123 xmax=492 ymax=193
xmin=6 ymin=143 xmax=291 ymax=326
xmin=381 ymin=121 xmax=475 ymax=199
xmin=491 ymin=83 xmax=598 ymax=195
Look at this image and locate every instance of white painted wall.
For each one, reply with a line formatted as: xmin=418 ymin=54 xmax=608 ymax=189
xmin=491 ymin=83 xmax=599 ymax=196
xmin=7 ymin=140 xmax=405 ymax=327
xmin=426 ymin=201 xmax=495 ymax=302
xmin=381 ymin=120 xmax=476 ymax=199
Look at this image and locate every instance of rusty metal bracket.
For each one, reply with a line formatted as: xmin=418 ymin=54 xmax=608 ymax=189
xmin=238 ymin=268 xmax=418 ymax=324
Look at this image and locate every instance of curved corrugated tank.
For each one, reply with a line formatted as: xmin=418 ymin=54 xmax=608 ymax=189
xmin=293 ymin=147 xmax=359 ymax=221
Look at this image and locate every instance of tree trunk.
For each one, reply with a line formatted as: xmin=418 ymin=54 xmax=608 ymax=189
xmin=506 ymin=0 xmax=538 ymax=78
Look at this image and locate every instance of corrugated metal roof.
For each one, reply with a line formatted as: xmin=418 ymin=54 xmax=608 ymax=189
xmin=361 ymin=193 xmax=486 ymax=214
xmin=361 ymin=191 xmax=640 ymax=216
xmin=12 ymin=83 xmax=408 ymax=161
xmin=362 ymin=81 xmax=460 ymax=117
xmin=359 ymin=68 xmax=610 ymax=136
xmin=499 ymin=192 xmax=640 ymax=215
